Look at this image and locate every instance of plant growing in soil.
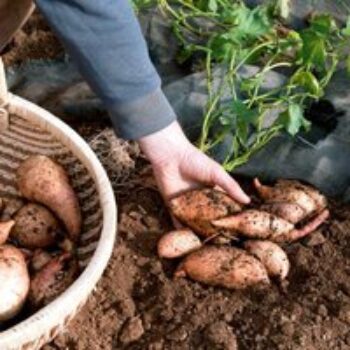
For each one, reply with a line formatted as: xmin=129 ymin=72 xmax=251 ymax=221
xmin=134 ymin=0 xmax=350 ymax=170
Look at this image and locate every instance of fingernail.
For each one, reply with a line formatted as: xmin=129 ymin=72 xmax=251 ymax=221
xmin=242 ymin=194 xmax=251 ymax=204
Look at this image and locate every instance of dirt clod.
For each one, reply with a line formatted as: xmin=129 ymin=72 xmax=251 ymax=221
xmin=338 ymin=304 xmax=350 ymax=324
xmin=166 ymin=326 xmax=188 ymax=342
xmin=205 ymin=321 xmax=238 ymax=350
xmin=317 ymin=304 xmax=328 ymax=317
xmin=119 ymin=316 xmax=145 ymax=345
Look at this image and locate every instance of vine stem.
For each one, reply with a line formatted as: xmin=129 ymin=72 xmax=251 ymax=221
xmin=223 ymin=125 xmax=283 ymax=171
xmin=199 ymin=90 xmax=222 ymax=151
xmin=248 ymin=61 xmax=292 ymax=108
xmin=200 ymin=40 xmax=274 ymax=151
xmin=149 ymin=0 xmax=343 ymax=171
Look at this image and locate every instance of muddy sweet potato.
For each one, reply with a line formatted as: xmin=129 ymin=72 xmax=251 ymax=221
xmin=276 ymin=179 xmax=327 ymax=211
xmin=0 ymin=220 xmax=15 ymax=245
xmin=212 ymin=210 xmax=294 ymax=240
xmin=170 ymin=188 xmax=242 ymax=238
xmin=254 ymin=178 xmax=326 ymax=217
xmin=12 ymin=203 xmax=60 ymax=249
xmin=30 ymin=250 xmax=52 ymax=272
xmin=244 ymin=240 xmax=290 ymax=280
xmin=175 ymin=246 xmax=269 ymax=289
xmin=29 ymin=252 xmax=79 ymax=309
xmin=17 ymin=155 xmax=82 ymax=241
xmin=273 ymin=209 xmax=329 ymax=243
xmin=213 ymin=209 xmax=329 ymax=242
xmin=158 ymin=229 xmax=202 ymax=259
xmin=260 ymin=202 xmax=306 ymax=224
xmin=0 ymin=245 xmax=30 ymax=321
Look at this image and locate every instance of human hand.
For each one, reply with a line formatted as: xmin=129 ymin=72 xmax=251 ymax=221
xmin=138 ymin=121 xmax=250 ymax=204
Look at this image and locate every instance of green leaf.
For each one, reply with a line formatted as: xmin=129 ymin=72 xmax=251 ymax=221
xmin=219 ymin=113 xmax=233 ymax=127
xmin=300 ymin=30 xmax=327 ymax=70
xmin=342 ymin=16 xmax=350 ymax=36
xmin=208 ymin=0 xmax=218 ymax=13
xmin=278 ymin=103 xmax=310 ymax=136
xmin=299 ymin=14 xmax=339 ymax=70
xmin=231 ymin=100 xmax=259 ymax=125
xmin=218 ymin=100 xmax=259 ymax=145
xmin=232 ymin=136 xmax=240 ymax=158
xmin=196 ymin=0 xmax=212 ymax=12
xmin=209 ymin=34 xmax=238 ymax=62
xmin=290 ymin=70 xmax=323 ymax=97
xmin=220 ymin=3 xmax=272 ymax=42
xmin=279 ymin=30 xmax=301 ymax=48
xmin=309 ymin=14 xmax=337 ymax=36
xmin=240 ymin=77 xmax=260 ymax=93
xmin=236 ymin=119 xmax=249 ymax=145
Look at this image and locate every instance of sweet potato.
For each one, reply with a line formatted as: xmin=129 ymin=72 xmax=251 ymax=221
xmin=273 ymin=209 xmax=329 ymax=243
xmin=212 ymin=210 xmax=294 ymax=240
xmin=213 ymin=209 xmax=329 ymax=242
xmin=175 ymin=246 xmax=269 ymax=289
xmin=244 ymin=240 xmax=290 ymax=280
xmin=29 ymin=252 xmax=79 ymax=309
xmin=254 ymin=178 xmax=326 ymax=216
xmin=12 ymin=203 xmax=60 ymax=249
xmin=260 ymin=202 xmax=306 ymax=224
xmin=0 ymin=220 xmax=15 ymax=245
xmin=170 ymin=188 xmax=241 ymax=237
xmin=276 ymin=179 xmax=327 ymax=211
xmin=0 ymin=245 xmax=30 ymax=321
xmin=17 ymin=155 xmax=82 ymax=241
xmin=30 ymin=249 xmax=52 ymax=272
xmin=158 ymin=229 xmax=202 ymax=259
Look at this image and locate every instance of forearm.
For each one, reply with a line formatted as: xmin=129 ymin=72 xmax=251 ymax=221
xmin=35 ymin=0 xmax=176 ymax=139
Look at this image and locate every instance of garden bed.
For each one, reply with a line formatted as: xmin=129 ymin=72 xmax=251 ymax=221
xmin=44 ymin=159 xmax=350 ymax=350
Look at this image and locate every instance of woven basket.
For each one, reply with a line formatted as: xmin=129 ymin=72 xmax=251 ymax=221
xmin=0 ymin=58 xmax=117 ymax=349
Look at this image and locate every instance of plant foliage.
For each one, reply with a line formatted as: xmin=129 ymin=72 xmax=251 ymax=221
xmin=135 ymin=0 xmax=350 ymax=170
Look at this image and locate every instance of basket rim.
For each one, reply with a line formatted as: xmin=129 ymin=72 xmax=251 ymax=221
xmin=0 ymin=94 xmax=117 ymax=349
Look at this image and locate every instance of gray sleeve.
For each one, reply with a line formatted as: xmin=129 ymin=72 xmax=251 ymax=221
xmin=35 ymin=0 xmax=176 ymax=139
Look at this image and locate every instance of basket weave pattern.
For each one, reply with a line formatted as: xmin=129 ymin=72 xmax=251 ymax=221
xmin=0 ymin=94 xmax=116 ymax=349
xmin=0 ymin=113 xmax=103 ymax=267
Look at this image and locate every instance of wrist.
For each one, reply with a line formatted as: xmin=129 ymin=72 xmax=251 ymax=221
xmin=138 ymin=121 xmax=192 ymax=167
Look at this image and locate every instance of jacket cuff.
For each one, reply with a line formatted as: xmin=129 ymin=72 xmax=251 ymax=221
xmin=108 ymin=88 xmax=177 ymax=140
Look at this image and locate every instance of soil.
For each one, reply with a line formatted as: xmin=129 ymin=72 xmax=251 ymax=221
xmin=2 ymin=11 xmax=64 ymax=66
xmin=4 ymin=11 xmax=350 ymax=350
xmin=40 ymin=160 xmax=350 ymax=350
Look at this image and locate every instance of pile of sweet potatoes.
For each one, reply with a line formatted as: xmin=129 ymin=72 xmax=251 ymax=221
xmin=158 ymin=179 xmax=329 ymax=290
xmin=0 ymin=155 xmax=81 ymax=323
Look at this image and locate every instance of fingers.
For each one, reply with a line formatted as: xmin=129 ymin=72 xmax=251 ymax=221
xmin=210 ymin=165 xmax=250 ymax=204
xmin=181 ymin=149 xmax=250 ymax=204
